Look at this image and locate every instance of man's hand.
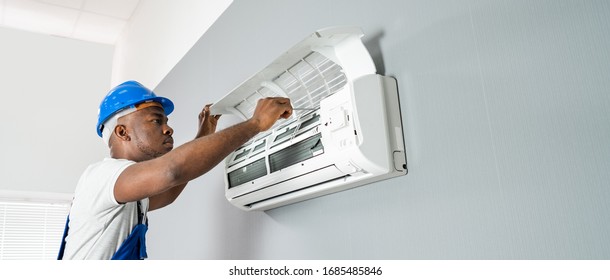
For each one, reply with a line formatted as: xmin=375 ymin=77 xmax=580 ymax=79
xmin=196 ymin=104 xmax=221 ymax=138
xmin=249 ymin=97 xmax=293 ymax=132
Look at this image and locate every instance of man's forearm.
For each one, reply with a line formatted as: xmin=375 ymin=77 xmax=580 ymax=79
xmin=149 ymin=120 xmax=259 ymax=210
xmin=162 ymin=119 xmax=261 ymax=187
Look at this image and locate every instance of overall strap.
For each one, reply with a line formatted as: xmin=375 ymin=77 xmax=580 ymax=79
xmin=111 ymin=200 xmax=149 ymax=260
xmin=137 ymin=200 xmax=147 ymax=225
xmin=56 ymin=215 xmax=70 ymax=260
xmin=57 ymin=198 xmax=74 ymax=260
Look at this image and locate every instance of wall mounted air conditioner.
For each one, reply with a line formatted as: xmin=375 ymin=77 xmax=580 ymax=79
xmin=210 ymin=26 xmax=407 ymax=211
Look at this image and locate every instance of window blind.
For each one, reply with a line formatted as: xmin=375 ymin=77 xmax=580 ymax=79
xmin=0 ymin=199 xmax=71 ymax=260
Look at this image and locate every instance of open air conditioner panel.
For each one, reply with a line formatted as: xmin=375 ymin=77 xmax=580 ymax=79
xmin=211 ymin=27 xmax=407 ymax=211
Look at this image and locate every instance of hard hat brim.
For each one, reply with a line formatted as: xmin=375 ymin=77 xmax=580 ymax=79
xmin=96 ymin=96 xmax=174 ymax=137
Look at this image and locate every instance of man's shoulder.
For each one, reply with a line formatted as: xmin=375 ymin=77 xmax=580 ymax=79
xmin=83 ymin=158 xmax=136 ymax=177
xmin=90 ymin=157 xmax=135 ymax=168
xmin=75 ymin=158 xmax=137 ymax=196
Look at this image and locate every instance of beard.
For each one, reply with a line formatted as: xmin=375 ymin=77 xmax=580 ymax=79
xmin=135 ymin=137 xmax=165 ymax=160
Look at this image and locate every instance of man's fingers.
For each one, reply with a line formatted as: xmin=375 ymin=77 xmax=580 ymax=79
xmin=269 ymin=97 xmax=292 ymax=114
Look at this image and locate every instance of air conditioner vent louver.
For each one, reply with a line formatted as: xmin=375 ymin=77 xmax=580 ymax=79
xmin=244 ymin=170 xmax=349 ymax=209
xmin=212 ymin=26 xmax=407 ymax=211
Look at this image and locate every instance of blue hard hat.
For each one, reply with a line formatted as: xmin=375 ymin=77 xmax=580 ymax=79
xmin=96 ymin=80 xmax=174 ymax=137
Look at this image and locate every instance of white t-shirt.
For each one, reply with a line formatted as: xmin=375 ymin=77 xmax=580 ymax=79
xmin=63 ymin=158 xmax=149 ymax=260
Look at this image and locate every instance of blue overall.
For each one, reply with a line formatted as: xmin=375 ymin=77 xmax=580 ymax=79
xmin=57 ymin=201 xmax=148 ymax=260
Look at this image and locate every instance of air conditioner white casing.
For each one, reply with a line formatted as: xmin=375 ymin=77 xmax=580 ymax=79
xmin=210 ymin=27 xmax=407 ymax=211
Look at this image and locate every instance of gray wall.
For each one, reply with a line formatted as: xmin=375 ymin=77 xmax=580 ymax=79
xmin=149 ymin=0 xmax=610 ymax=259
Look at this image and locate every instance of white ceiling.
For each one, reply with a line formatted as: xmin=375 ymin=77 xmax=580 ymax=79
xmin=0 ymin=0 xmax=140 ymax=45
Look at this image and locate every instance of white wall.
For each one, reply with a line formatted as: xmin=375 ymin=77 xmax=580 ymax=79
xmin=0 ymin=1 xmax=232 ymax=195
xmin=111 ymin=0 xmax=232 ymax=89
xmin=149 ymin=0 xmax=610 ymax=259
xmin=0 ymin=27 xmax=113 ymax=194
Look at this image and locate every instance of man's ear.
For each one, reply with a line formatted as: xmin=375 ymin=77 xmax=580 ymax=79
xmin=114 ymin=125 xmax=130 ymax=141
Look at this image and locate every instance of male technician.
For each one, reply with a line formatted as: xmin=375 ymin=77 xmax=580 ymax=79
xmin=59 ymin=80 xmax=292 ymax=259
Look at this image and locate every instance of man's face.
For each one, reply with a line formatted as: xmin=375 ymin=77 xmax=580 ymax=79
xmin=122 ymin=106 xmax=174 ymax=160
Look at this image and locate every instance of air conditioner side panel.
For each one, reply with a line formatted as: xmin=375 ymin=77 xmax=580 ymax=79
xmin=350 ymin=74 xmax=399 ymax=175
